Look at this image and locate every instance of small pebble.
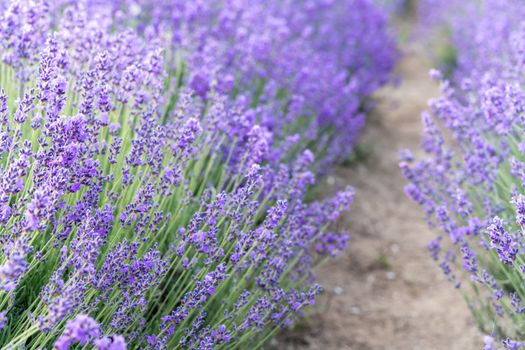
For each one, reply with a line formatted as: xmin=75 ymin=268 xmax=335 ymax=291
xmin=386 ymin=271 xmax=396 ymax=280
xmin=351 ymin=306 xmax=361 ymax=315
xmin=334 ymin=286 xmax=343 ymax=295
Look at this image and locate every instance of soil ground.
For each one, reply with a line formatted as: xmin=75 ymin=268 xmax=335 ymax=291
xmin=272 ymin=45 xmax=482 ymax=349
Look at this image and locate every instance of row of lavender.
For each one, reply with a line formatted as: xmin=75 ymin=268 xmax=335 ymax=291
xmin=405 ymin=0 xmax=525 ymax=348
xmin=0 ymin=1 xmax=396 ymax=349
xmin=76 ymin=0 xmax=398 ymax=169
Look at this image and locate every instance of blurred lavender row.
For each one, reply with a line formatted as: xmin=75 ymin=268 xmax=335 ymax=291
xmin=405 ymin=0 xmax=525 ymax=348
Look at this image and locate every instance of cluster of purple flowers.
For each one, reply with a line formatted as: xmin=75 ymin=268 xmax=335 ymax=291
xmin=418 ymin=0 xmax=525 ymax=81
xmin=77 ymin=0 xmax=397 ymax=168
xmin=0 ymin=0 xmax=396 ymax=349
xmin=405 ymin=0 xmax=525 ymax=347
xmin=54 ymin=314 xmax=126 ymax=350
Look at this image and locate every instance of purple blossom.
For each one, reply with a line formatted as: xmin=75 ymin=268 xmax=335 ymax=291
xmin=503 ymin=338 xmax=524 ymax=350
xmin=486 ymin=217 xmax=518 ymax=265
xmin=427 ymin=237 xmax=442 ymax=261
xmin=460 ymin=242 xmax=478 ymax=274
xmin=511 ymin=292 xmax=525 ymax=314
xmin=0 ymin=238 xmax=31 ymax=292
xmin=54 ymin=314 xmax=101 ymax=350
xmin=0 ymin=311 xmax=7 ymax=331
xmin=512 ymin=194 xmax=525 ymax=227
xmin=96 ymin=335 xmax=128 ymax=350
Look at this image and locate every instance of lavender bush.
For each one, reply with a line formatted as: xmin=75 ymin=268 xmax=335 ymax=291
xmin=404 ymin=0 xmax=525 ymax=347
xmin=417 ymin=0 xmax=525 ymax=80
xmin=80 ymin=0 xmax=397 ymax=168
xmin=0 ymin=0 xmax=396 ymax=349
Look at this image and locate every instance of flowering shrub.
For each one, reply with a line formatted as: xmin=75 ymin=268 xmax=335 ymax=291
xmin=418 ymin=0 xmax=525 ymax=82
xmin=74 ymin=0 xmax=397 ymax=168
xmin=404 ymin=0 xmax=525 ymax=348
xmin=0 ymin=0 xmax=396 ymax=349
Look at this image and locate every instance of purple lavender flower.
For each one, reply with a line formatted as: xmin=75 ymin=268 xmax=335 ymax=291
xmin=427 ymin=237 xmax=442 ymax=261
xmin=486 ymin=217 xmax=518 ymax=265
xmin=460 ymin=242 xmax=478 ymax=274
xmin=484 ymin=336 xmax=497 ymax=350
xmin=0 ymin=238 xmax=31 ymax=292
xmin=512 ymin=194 xmax=525 ymax=227
xmin=503 ymin=338 xmax=523 ymax=350
xmin=96 ymin=335 xmax=128 ymax=350
xmin=54 ymin=314 xmax=101 ymax=350
xmin=0 ymin=311 xmax=7 ymax=331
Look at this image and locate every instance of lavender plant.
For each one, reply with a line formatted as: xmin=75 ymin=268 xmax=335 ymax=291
xmin=72 ymin=0 xmax=397 ymax=168
xmin=404 ymin=0 xmax=525 ymax=347
xmin=417 ymin=0 xmax=525 ymax=81
xmin=0 ymin=0 xmax=396 ymax=349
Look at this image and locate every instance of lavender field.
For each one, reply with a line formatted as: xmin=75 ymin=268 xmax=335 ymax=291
xmin=0 ymin=0 xmax=522 ymax=349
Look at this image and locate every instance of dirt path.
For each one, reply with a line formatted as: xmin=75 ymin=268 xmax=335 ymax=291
xmin=277 ymin=46 xmax=482 ymax=349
